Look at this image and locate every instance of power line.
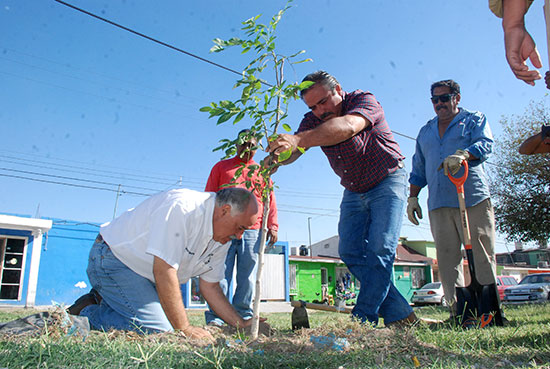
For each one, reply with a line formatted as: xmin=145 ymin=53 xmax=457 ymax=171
xmin=0 ymin=55 xmax=196 ymax=109
xmin=0 ymin=46 xmax=196 ymax=98
xmin=0 ymin=70 xmax=198 ymax=118
xmin=393 ymin=131 xmax=416 ymax=141
xmin=0 ymin=150 xmax=206 ymax=185
xmin=0 ymin=172 xmax=150 ymax=196
xmin=0 ymin=167 xmax=162 ymax=193
xmin=54 ymin=0 xmax=246 ymax=79
xmin=0 ymin=154 xmax=203 ymax=188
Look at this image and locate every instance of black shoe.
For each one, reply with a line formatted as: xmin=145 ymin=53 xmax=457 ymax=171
xmin=67 ymin=289 xmax=102 ymax=315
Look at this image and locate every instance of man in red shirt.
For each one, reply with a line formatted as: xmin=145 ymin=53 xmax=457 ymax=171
xmin=204 ymin=129 xmax=278 ymax=326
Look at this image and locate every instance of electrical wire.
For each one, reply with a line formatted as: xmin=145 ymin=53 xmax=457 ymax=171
xmin=53 ymin=0 xmax=246 ymax=79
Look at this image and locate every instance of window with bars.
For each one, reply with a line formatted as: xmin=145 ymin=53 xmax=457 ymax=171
xmin=0 ymin=237 xmax=27 ymax=300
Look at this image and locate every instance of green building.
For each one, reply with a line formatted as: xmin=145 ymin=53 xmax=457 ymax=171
xmin=289 ymin=237 xmax=435 ymax=305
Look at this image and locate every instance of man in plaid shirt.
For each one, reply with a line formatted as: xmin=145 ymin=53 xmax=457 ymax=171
xmin=269 ymin=71 xmax=416 ymax=327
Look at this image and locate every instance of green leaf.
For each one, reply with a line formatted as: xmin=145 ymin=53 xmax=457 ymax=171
xmin=233 ymin=111 xmax=246 ymax=124
xmin=212 ymin=142 xmax=229 ymax=152
xmin=282 ymin=123 xmax=292 ymax=132
xmin=278 ymin=149 xmax=292 ymax=162
xmin=209 ymin=108 xmax=225 ymax=117
xmin=209 ymin=45 xmax=225 ymax=53
xmin=217 ymin=112 xmax=232 ymax=124
xmin=292 ymin=58 xmax=313 ymax=65
xmin=289 ymin=49 xmax=306 ymax=58
xmin=298 ymin=80 xmax=315 ymax=90
xmin=220 ymin=100 xmax=234 ymax=108
xmin=199 ymin=106 xmax=211 ymax=112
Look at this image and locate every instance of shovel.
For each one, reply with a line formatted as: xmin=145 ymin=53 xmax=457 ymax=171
xmin=290 ymin=300 xmax=352 ymax=330
xmin=447 ymin=161 xmax=503 ymax=328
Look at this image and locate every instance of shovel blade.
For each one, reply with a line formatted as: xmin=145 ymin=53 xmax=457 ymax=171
xmin=291 ymin=306 xmax=310 ymax=330
xmin=456 ymin=285 xmax=477 ymax=325
xmin=456 ymin=282 xmax=503 ymax=328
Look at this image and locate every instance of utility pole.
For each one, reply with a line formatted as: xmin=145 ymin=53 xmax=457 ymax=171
xmin=307 ymin=216 xmax=312 ymax=257
xmin=113 ymin=184 xmax=122 ymax=220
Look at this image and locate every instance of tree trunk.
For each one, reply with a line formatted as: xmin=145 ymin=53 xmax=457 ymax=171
xmin=250 ymin=197 xmax=270 ymax=340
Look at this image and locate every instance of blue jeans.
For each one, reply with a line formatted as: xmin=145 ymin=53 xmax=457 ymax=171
xmin=205 ymin=229 xmax=260 ymax=325
xmin=338 ymin=167 xmax=412 ymax=325
xmin=81 ymin=240 xmax=173 ymax=333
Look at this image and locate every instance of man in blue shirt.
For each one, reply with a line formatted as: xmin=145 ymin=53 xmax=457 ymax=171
xmin=407 ymin=79 xmax=499 ymax=318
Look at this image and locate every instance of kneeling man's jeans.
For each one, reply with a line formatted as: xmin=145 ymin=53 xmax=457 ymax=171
xmin=338 ymin=167 xmax=412 ymax=325
xmin=81 ymin=239 xmax=173 ymax=333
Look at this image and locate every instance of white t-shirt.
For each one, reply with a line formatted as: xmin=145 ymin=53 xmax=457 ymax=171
xmin=99 ymin=189 xmax=228 ymax=284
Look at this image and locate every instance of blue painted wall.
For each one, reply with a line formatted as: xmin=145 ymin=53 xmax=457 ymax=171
xmin=35 ymin=219 xmax=100 ymax=306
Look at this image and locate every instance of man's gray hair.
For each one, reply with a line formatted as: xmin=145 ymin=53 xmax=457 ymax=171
xmin=300 ymin=70 xmax=340 ymax=99
xmin=215 ymin=188 xmax=255 ymax=215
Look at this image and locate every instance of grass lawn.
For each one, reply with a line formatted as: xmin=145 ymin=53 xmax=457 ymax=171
xmin=0 ymin=303 xmax=549 ymax=368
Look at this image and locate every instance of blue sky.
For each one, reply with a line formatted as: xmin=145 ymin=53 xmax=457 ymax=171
xmin=1 ymin=0 xmax=548 ymax=253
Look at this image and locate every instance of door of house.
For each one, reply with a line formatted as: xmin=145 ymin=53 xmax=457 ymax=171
xmin=0 ymin=236 xmax=28 ymax=301
xmin=320 ymin=267 xmax=328 ymax=301
xmin=260 ymin=254 xmax=285 ymax=300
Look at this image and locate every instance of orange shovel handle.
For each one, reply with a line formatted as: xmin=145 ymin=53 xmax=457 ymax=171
xmin=447 ymin=160 xmax=469 ymax=193
xmin=447 ymin=160 xmax=471 ymax=250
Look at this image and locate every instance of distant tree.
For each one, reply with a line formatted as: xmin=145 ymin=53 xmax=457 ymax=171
xmin=490 ymin=98 xmax=550 ymax=246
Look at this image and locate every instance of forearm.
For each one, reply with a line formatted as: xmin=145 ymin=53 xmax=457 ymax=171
xmin=296 ymin=114 xmax=368 ymax=149
xmin=200 ymin=279 xmax=246 ymax=328
xmin=502 ymin=0 xmax=528 ymax=30
xmin=464 ymin=150 xmax=479 ymax=161
xmin=409 ymin=184 xmax=422 ymax=198
xmin=153 ymin=259 xmax=190 ymax=331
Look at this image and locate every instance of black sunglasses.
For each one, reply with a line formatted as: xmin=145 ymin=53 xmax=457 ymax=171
xmin=431 ymin=93 xmax=455 ymax=104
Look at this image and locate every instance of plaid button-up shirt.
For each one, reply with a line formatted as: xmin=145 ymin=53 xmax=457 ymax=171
xmin=297 ymin=90 xmax=404 ymax=193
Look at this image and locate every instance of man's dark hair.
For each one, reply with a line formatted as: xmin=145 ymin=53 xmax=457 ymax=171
xmin=300 ymin=71 xmax=340 ymax=99
xmin=430 ymin=80 xmax=460 ymax=96
xmin=215 ymin=188 xmax=255 ymax=215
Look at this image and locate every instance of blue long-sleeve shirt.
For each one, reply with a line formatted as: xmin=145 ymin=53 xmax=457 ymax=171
xmin=409 ymin=108 xmax=493 ymax=211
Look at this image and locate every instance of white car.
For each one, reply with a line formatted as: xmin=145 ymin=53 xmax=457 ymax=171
xmin=411 ymin=282 xmax=446 ymax=306
xmin=503 ymin=273 xmax=550 ymax=304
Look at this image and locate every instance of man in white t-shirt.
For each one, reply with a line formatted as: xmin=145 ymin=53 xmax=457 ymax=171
xmin=68 ymin=187 xmax=261 ymax=340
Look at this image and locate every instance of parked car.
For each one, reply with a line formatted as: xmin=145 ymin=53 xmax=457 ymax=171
xmin=503 ymin=273 xmax=550 ymax=304
xmin=411 ymin=282 xmax=446 ymax=306
xmin=496 ymin=275 xmax=518 ymax=300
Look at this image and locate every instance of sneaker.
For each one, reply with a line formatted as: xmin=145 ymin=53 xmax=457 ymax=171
xmin=67 ymin=289 xmax=102 ymax=315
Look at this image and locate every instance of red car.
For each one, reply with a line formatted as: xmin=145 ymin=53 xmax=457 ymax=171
xmin=496 ymin=275 xmax=518 ymax=300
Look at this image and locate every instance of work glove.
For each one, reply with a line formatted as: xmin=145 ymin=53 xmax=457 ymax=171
xmin=442 ymin=149 xmax=470 ymax=176
xmin=407 ymin=197 xmax=422 ymax=225
xmin=541 ymin=124 xmax=550 ymax=139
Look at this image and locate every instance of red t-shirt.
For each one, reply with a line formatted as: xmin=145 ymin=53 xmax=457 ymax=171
xmin=205 ymin=156 xmax=278 ymax=231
